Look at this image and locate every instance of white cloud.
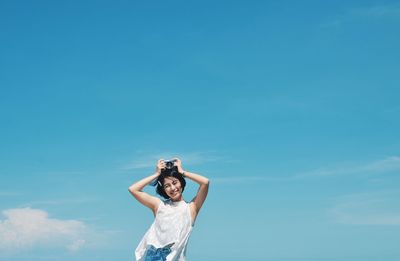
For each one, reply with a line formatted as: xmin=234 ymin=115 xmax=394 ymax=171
xmin=328 ymin=191 xmax=400 ymax=225
xmin=0 ymin=208 xmax=86 ymax=251
xmin=121 ymin=151 xmax=223 ymax=170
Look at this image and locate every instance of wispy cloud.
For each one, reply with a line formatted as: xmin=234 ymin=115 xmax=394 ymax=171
xmin=294 ymin=156 xmax=400 ymax=178
xmin=328 ymin=190 xmax=400 ymax=225
xmin=211 ymin=175 xmax=288 ymax=184
xmin=320 ymin=4 xmax=400 ymax=28
xmin=353 ymin=4 xmax=400 ymax=17
xmin=226 ymin=96 xmax=308 ymax=116
xmin=121 ymin=151 xmax=224 ymax=170
xmin=0 ymin=208 xmax=87 ymax=251
xmin=23 ymin=197 xmax=98 ymax=207
xmin=0 ymin=191 xmax=21 ymax=197
xmin=206 ymin=156 xmax=400 ymax=185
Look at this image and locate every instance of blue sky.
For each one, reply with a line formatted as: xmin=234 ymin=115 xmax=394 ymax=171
xmin=1 ymin=1 xmax=400 ymax=260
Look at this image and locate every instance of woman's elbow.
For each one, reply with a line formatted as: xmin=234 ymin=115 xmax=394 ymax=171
xmin=128 ymin=186 xmax=138 ymax=194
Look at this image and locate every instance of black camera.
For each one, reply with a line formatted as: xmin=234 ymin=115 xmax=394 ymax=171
xmin=164 ymin=159 xmax=177 ymax=169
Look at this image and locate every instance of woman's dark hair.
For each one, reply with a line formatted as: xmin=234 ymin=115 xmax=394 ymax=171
xmin=156 ymin=166 xmax=186 ymax=199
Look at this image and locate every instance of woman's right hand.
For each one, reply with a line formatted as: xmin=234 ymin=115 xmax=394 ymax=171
xmin=156 ymin=159 xmax=166 ymax=175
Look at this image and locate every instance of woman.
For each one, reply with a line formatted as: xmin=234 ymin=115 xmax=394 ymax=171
xmin=128 ymin=158 xmax=210 ymax=261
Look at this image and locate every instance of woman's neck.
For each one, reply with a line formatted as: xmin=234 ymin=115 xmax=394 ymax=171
xmin=170 ymin=196 xmax=184 ymax=202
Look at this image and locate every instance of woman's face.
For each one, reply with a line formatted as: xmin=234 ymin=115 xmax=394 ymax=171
xmin=163 ymin=177 xmax=182 ymax=201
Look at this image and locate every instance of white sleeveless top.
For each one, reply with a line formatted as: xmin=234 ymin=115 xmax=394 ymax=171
xmin=135 ymin=199 xmax=194 ymax=261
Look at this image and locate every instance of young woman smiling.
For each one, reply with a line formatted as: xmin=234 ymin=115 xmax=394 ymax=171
xmin=128 ymin=158 xmax=210 ymax=261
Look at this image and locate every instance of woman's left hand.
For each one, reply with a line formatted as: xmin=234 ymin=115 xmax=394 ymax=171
xmin=173 ymin=158 xmax=185 ymax=173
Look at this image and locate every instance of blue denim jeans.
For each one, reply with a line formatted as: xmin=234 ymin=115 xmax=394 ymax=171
xmin=144 ymin=244 xmax=173 ymax=261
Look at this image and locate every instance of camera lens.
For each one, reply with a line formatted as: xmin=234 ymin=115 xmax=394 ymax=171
xmin=165 ymin=161 xmax=173 ymax=169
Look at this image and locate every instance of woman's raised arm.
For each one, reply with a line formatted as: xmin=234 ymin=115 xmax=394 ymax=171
xmin=173 ymin=158 xmax=210 ymax=221
xmin=128 ymin=159 xmax=165 ymax=215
